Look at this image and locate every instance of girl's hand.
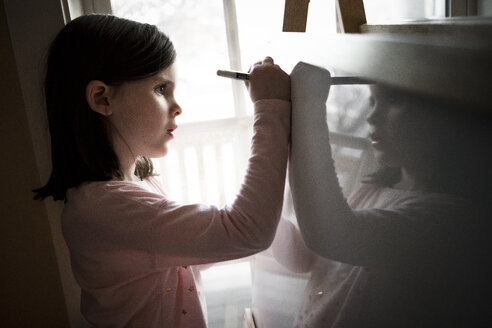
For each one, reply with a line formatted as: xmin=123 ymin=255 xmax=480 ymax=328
xmin=245 ymin=57 xmax=290 ymax=102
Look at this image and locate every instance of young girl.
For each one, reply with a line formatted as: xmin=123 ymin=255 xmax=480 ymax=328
xmin=272 ymin=63 xmax=492 ymax=327
xmin=34 ymin=14 xmax=291 ymax=327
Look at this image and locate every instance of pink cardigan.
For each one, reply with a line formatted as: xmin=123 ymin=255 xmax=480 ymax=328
xmin=62 ymin=99 xmax=291 ymax=327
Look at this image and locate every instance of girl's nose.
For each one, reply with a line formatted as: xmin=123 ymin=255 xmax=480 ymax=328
xmin=172 ymin=103 xmax=182 ymax=117
xmin=367 ymin=108 xmax=378 ymax=125
xmin=366 ymin=96 xmax=379 ymax=125
xmin=367 ymin=103 xmax=385 ymax=126
xmin=367 ymin=106 xmax=381 ymax=125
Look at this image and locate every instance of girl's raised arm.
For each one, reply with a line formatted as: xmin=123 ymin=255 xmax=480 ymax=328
xmin=63 ymin=58 xmax=292 ymax=268
xmin=288 ymin=62 xmax=465 ymax=268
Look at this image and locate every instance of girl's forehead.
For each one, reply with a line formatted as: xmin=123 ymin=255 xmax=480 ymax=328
xmin=142 ymin=65 xmax=176 ymax=87
xmin=113 ymin=65 xmax=177 ymax=91
xmin=155 ymin=64 xmax=176 ymax=81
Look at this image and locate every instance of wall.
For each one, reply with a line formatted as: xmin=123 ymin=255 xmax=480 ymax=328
xmin=0 ymin=0 xmax=74 ymax=326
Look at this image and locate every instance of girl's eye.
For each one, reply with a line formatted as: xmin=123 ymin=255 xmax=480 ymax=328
xmin=155 ymin=84 xmax=167 ymax=95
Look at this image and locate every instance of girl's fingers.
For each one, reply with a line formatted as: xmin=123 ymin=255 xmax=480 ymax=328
xmin=248 ymin=57 xmax=276 ymax=82
xmin=249 ymin=57 xmax=275 ymax=73
xmin=249 ymin=60 xmax=263 ymax=73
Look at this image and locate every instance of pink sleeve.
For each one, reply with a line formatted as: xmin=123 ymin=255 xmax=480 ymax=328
xmin=289 ymin=62 xmax=465 ymax=268
xmin=93 ymin=100 xmax=291 ymax=268
xmin=271 ymin=219 xmax=317 ymax=273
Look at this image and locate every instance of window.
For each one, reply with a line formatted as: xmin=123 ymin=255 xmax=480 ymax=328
xmin=68 ymin=0 xmax=487 ymax=326
xmin=108 ymin=1 xmax=374 ymax=326
xmin=110 ymin=2 xmax=255 ymax=326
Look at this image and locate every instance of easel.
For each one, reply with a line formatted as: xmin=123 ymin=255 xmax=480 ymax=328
xmin=282 ymin=0 xmax=366 ymax=33
xmin=282 ymin=0 xmax=371 ymax=85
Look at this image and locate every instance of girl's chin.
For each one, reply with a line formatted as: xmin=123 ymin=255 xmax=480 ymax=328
xmin=146 ymin=146 xmax=169 ymax=159
xmin=157 ymin=148 xmax=169 ymax=158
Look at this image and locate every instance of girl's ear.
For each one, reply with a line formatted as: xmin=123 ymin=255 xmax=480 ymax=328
xmin=86 ymin=80 xmax=113 ymax=116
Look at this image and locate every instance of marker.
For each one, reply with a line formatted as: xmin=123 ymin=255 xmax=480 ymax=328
xmin=217 ymin=70 xmax=250 ymax=80
xmin=217 ymin=69 xmax=370 ymax=85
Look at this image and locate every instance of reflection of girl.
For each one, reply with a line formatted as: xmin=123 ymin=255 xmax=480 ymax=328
xmin=33 ymin=15 xmax=291 ymax=327
xmin=273 ymin=64 xmax=492 ymax=327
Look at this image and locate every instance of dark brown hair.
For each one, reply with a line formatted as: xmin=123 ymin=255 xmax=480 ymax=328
xmin=33 ymin=14 xmax=176 ymax=201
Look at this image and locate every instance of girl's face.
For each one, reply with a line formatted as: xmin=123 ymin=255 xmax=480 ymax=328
xmin=367 ymin=87 xmax=415 ymax=168
xmin=108 ymin=64 xmax=181 ymax=159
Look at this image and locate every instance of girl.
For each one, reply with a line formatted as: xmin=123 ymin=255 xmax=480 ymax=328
xmin=272 ymin=63 xmax=492 ymax=327
xmin=34 ymin=14 xmax=291 ymax=327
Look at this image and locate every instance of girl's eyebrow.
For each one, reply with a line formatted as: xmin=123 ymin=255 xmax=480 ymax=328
xmin=152 ymin=77 xmax=174 ymax=84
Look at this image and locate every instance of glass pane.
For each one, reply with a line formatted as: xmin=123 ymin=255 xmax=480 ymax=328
xmin=252 ymin=80 xmax=375 ymax=327
xmin=111 ymin=2 xmax=253 ymax=327
xmin=201 ymin=261 xmax=253 ymax=327
xmin=363 ymin=0 xmax=446 ymax=23
xmin=478 ymin=0 xmax=492 ymax=15
xmin=156 ymin=120 xmax=253 ymax=327
xmin=236 ymin=0 xmax=336 ymax=69
xmin=235 ymin=0 xmax=337 ymax=115
xmin=111 ymin=0 xmax=235 ymax=123
xmin=326 ymin=84 xmax=372 ymax=138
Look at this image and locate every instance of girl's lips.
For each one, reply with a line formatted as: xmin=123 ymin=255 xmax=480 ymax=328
xmin=369 ymin=133 xmax=384 ymax=150
xmin=371 ymin=140 xmax=383 ymax=150
xmin=166 ymin=125 xmax=177 ymax=138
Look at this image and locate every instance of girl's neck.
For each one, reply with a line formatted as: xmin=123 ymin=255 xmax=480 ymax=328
xmin=120 ymin=157 xmax=138 ymax=181
xmin=110 ymin=129 xmax=140 ymax=181
xmin=111 ymin=144 xmax=139 ymax=181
